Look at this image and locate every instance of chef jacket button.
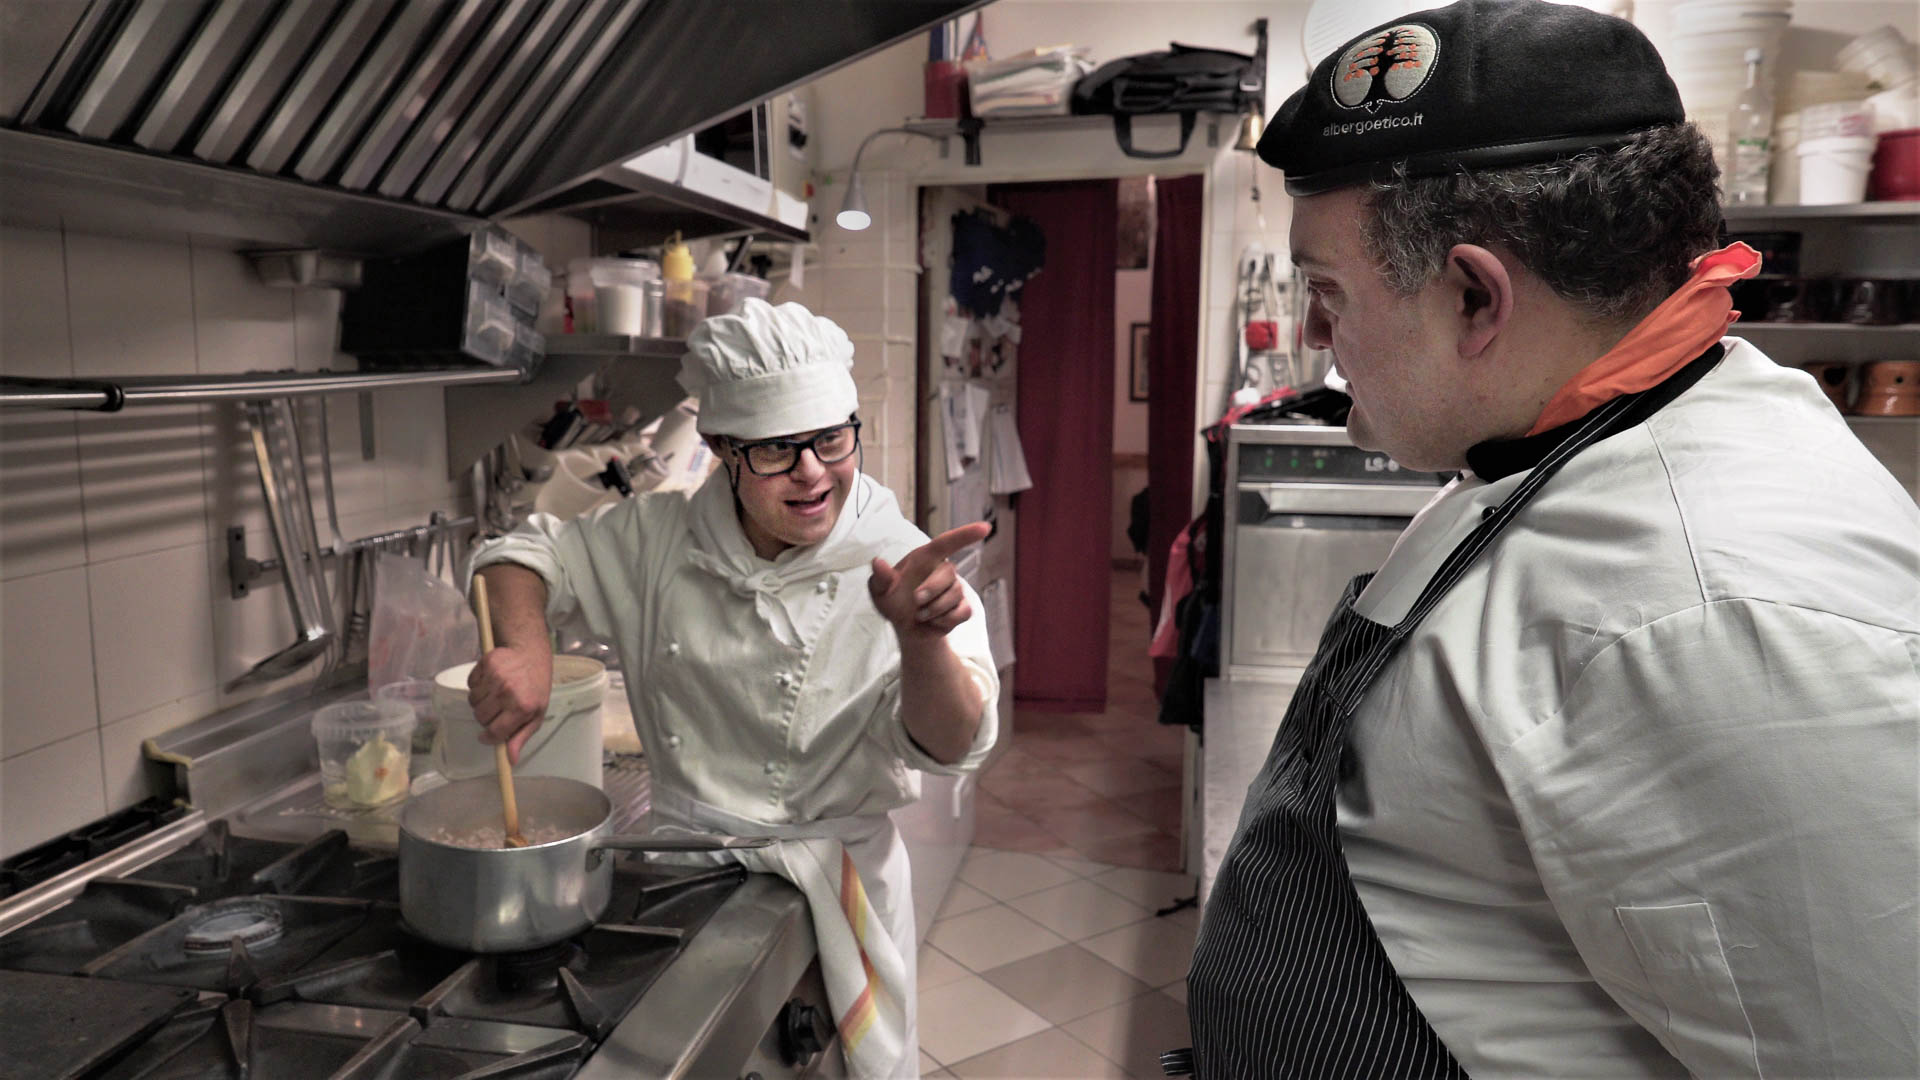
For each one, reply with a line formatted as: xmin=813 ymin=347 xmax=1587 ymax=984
xmin=775 ymin=672 xmax=791 ymax=687
xmin=666 ymin=641 xmax=681 ymax=656
xmin=816 ymin=579 xmax=831 ymax=593
xmin=765 ymin=761 xmax=778 ymax=774
xmin=666 ymin=734 xmax=682 ymax=750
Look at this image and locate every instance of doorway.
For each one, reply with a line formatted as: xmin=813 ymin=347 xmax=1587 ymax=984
xmin=914 ymin=171 xmax=1204 ymax=871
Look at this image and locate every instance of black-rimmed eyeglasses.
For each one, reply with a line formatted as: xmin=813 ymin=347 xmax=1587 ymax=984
xmin=730 ymin=421 xmax=862 ymax=477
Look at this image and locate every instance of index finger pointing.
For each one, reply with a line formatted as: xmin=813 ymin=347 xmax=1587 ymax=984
xmin=922 ymin=522 xmax=990 ymax=562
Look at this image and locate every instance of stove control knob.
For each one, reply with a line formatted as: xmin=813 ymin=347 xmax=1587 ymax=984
xmin=777 ymin=999 xmax=829 ymax=1066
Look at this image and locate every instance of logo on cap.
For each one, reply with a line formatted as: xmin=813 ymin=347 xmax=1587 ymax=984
xmin=1332 ymin=24 xmax=1440 ymax=114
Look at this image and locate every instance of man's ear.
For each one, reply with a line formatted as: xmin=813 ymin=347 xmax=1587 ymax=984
xmin=1443 ymin=245 xmax=1513 ymax=359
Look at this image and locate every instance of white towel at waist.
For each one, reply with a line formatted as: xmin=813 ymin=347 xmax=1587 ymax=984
xmin=645 ymin=786 xmax=918 ymax=1080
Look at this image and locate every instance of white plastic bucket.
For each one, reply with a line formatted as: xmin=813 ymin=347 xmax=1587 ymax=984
xmin=1797 ymin=135 xmax=1877 ymax=204
xmin=431 ymin=655 xmax=609 ymax=787
xmin=1799 ymin=100 xmax=1876 ymax=141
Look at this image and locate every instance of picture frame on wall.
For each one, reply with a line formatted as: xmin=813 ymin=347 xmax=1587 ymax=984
xmin=1129 ymin=322 xmax=1150 ymax=401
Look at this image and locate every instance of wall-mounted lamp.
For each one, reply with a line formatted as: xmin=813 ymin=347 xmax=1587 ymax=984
xmin=837 ymin=127 xmax=947 ymax=231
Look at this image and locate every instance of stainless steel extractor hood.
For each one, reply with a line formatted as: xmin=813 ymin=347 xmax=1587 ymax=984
xmin=1 ymin=0 xmax=984 ymax=254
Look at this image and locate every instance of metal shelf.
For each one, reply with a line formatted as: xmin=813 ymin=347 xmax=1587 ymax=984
xmin=442 ymin=341 xmax=688 ymax=480
xmin=544 ymin=335 xmax=687 ymax=360
xmin=1 ymin=366 xmax=523 ymax=412
xmin=1737 ymin=323 xmax=1920 ymax=334
xmin=1724 ymin=201 xmax=1920 ymax=224
xmin=1740 ymin=322 xmax=1920 ymax=366
xmin=902 ymin=112 xmax=1225 ymax=166
xmin=522 ymin=168 xmax=808 ymax=250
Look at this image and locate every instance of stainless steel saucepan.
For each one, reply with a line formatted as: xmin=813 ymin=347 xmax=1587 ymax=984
xmin=398 ymin=775 xmax=771 ymax=952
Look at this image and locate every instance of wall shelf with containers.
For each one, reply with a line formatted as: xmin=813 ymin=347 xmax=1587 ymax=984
xmin=1724 ymin=198 xmax=1918 ymax=420
xmin=442 ymin=336 xmax=692 ymax=489
xmin=1724 ymin=201 xmax=1920 ymax=223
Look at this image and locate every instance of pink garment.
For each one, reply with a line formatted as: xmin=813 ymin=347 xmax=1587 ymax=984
xmin=1150 ymin=523 xmax=1195 ymax=660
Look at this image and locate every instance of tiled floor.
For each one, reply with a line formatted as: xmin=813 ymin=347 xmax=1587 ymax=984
xmin=917 ymin=569 xmax=1197 ymax=1078
xmin=971 ymin=569 xmax=1187 ymax=873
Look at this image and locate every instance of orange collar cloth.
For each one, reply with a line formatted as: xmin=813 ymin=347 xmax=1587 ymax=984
xmin=1527 ymin=242 xmax=1762 ymax=435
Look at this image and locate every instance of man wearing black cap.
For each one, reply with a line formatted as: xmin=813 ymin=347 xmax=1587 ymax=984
xmin=1178 ymin=1 xmax=1920 ymax=1077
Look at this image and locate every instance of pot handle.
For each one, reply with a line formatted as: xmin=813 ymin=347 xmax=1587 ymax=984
xmin=586 ymin=832 xmax=774 ymax=870
xmin=591 ymin=833 xmax=775 ymax=853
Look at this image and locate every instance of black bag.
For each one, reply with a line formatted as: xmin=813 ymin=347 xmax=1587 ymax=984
xmin=1072 ymin=43 xmax=1261 ymax=159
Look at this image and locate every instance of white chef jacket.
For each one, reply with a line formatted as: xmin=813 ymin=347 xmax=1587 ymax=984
xmin=1335 ymin=339 xmax=1920 ymax=1078
xmin=470 ymin=469 xmax=999 ymax=824
xmin=473 ymin=469 xmax=996 ymax=1080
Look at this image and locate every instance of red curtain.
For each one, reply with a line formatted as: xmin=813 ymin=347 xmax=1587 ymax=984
xmin=1146 ymin=175 xmax=1204 ymax=632
xmin=994 ymin=180 xmax=1119 ymax=712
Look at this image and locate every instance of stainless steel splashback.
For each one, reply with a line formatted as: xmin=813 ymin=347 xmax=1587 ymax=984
xmin=2 ymin=0 xmax=985 ymax=251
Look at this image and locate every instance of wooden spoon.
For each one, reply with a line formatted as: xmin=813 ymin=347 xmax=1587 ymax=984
xmin=471 ymin=575 xmax=527 ymax=849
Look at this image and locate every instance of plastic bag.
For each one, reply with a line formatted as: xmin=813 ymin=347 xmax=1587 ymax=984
xmin=367 ymin=552 xmax=478 ymax=695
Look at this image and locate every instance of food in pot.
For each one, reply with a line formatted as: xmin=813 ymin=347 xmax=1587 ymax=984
xmin=424 ymin=822 xmax=577 ymax=849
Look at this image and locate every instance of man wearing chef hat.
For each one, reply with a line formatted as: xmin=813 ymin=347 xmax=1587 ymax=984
xmin=1177 ymin=1 xmax=1920 ymax=1077
xmin=468 ymin=298 xmax=997 ymax=1079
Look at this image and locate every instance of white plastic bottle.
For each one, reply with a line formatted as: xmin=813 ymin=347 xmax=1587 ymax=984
xmin=1727 ymin=48 xmax=1774 ymax=205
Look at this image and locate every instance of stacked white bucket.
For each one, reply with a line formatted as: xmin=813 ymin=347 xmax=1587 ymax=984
xmin=1663 ymin=0 xmax=1792 ymax=172
xmin=1786 ymin=26 xmax=1918 ymax=204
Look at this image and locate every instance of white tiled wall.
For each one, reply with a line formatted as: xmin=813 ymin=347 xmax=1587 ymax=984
xmin=774 ymin=169 xmax=924 ymax=505
xmin=0 ymin=224 xmax=468 ymax=858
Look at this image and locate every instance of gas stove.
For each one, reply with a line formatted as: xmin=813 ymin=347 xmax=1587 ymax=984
xmin=0 ymin=819 xmax=838 ymax=1079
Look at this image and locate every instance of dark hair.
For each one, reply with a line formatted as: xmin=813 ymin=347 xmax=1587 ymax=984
xmin=1361 ymin=123 xmax=1724 ymax=325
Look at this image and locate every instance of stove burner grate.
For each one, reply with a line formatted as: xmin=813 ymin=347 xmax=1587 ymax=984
xmin=181 ymin=899 xmax=285 ymax=954
xmin=494 ymin=941 xmax=586 ymax=993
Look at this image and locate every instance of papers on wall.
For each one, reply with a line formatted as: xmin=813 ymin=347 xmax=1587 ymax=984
xmin=939 ymin=381 xmax=994 ymax=482
xmin=987 ymin=404 xmax=1032 ymax=494
xmin=981 ymin=579 xmax=1015 ymax=671
xmin=964 ymin=384 xmax=990 ymax=457
xmin=941 ymin=308 xmax=970 ymax=360
xmin=950 ymin=467 xmax=990 ymax=528
xmin=952 ymin=542 xmax=984 ymax=590
xmin=939 ymin=383 xmax=967 ymax=481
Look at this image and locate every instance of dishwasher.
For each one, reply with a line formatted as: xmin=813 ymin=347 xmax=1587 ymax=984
xmin=1220 ymin=422 xmax=1448 ymax=676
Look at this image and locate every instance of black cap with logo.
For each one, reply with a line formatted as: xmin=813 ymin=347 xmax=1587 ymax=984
xmin=1258 ymin=0 xmax=1685 ymax=196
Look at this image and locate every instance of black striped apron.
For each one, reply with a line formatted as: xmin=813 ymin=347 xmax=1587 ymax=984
xmin=1179 ymin=350 xmax=1721 ymax=1079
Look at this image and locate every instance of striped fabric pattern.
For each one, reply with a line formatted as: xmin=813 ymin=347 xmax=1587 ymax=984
xmin=838 ymin=847 xmax=881 ymax=1053
xmin=731 ymin=837 xmax=911 ymax=1078
xmin=1186 ymin=392 xmax=1644 ymax=1078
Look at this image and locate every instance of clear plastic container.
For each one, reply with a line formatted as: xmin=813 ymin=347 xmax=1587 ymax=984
xmin=312 ymin=700 xmax=416 ymax=809
xmin=586 ymin=258 xmax=662 ymax=335
xmin=662 ymin=278 xmax=709 ymax=337
xmin=469 ymin=229 xmax=518 ymax=288
xmin=375 ymin=679 xmax=439 ymax=755
xmin=462 ymin=284 xmax=515 ymax=367
xmin=507 ymin=249 xmax=552 ymax=319
xmin=706 ymin=272 xmax=772 ymax=317
xmin=565 ymin=257 xmax=598 ymax=333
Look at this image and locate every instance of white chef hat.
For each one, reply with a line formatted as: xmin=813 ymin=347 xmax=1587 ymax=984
xmin=676 ymin=298 xmax=859 ymax=439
